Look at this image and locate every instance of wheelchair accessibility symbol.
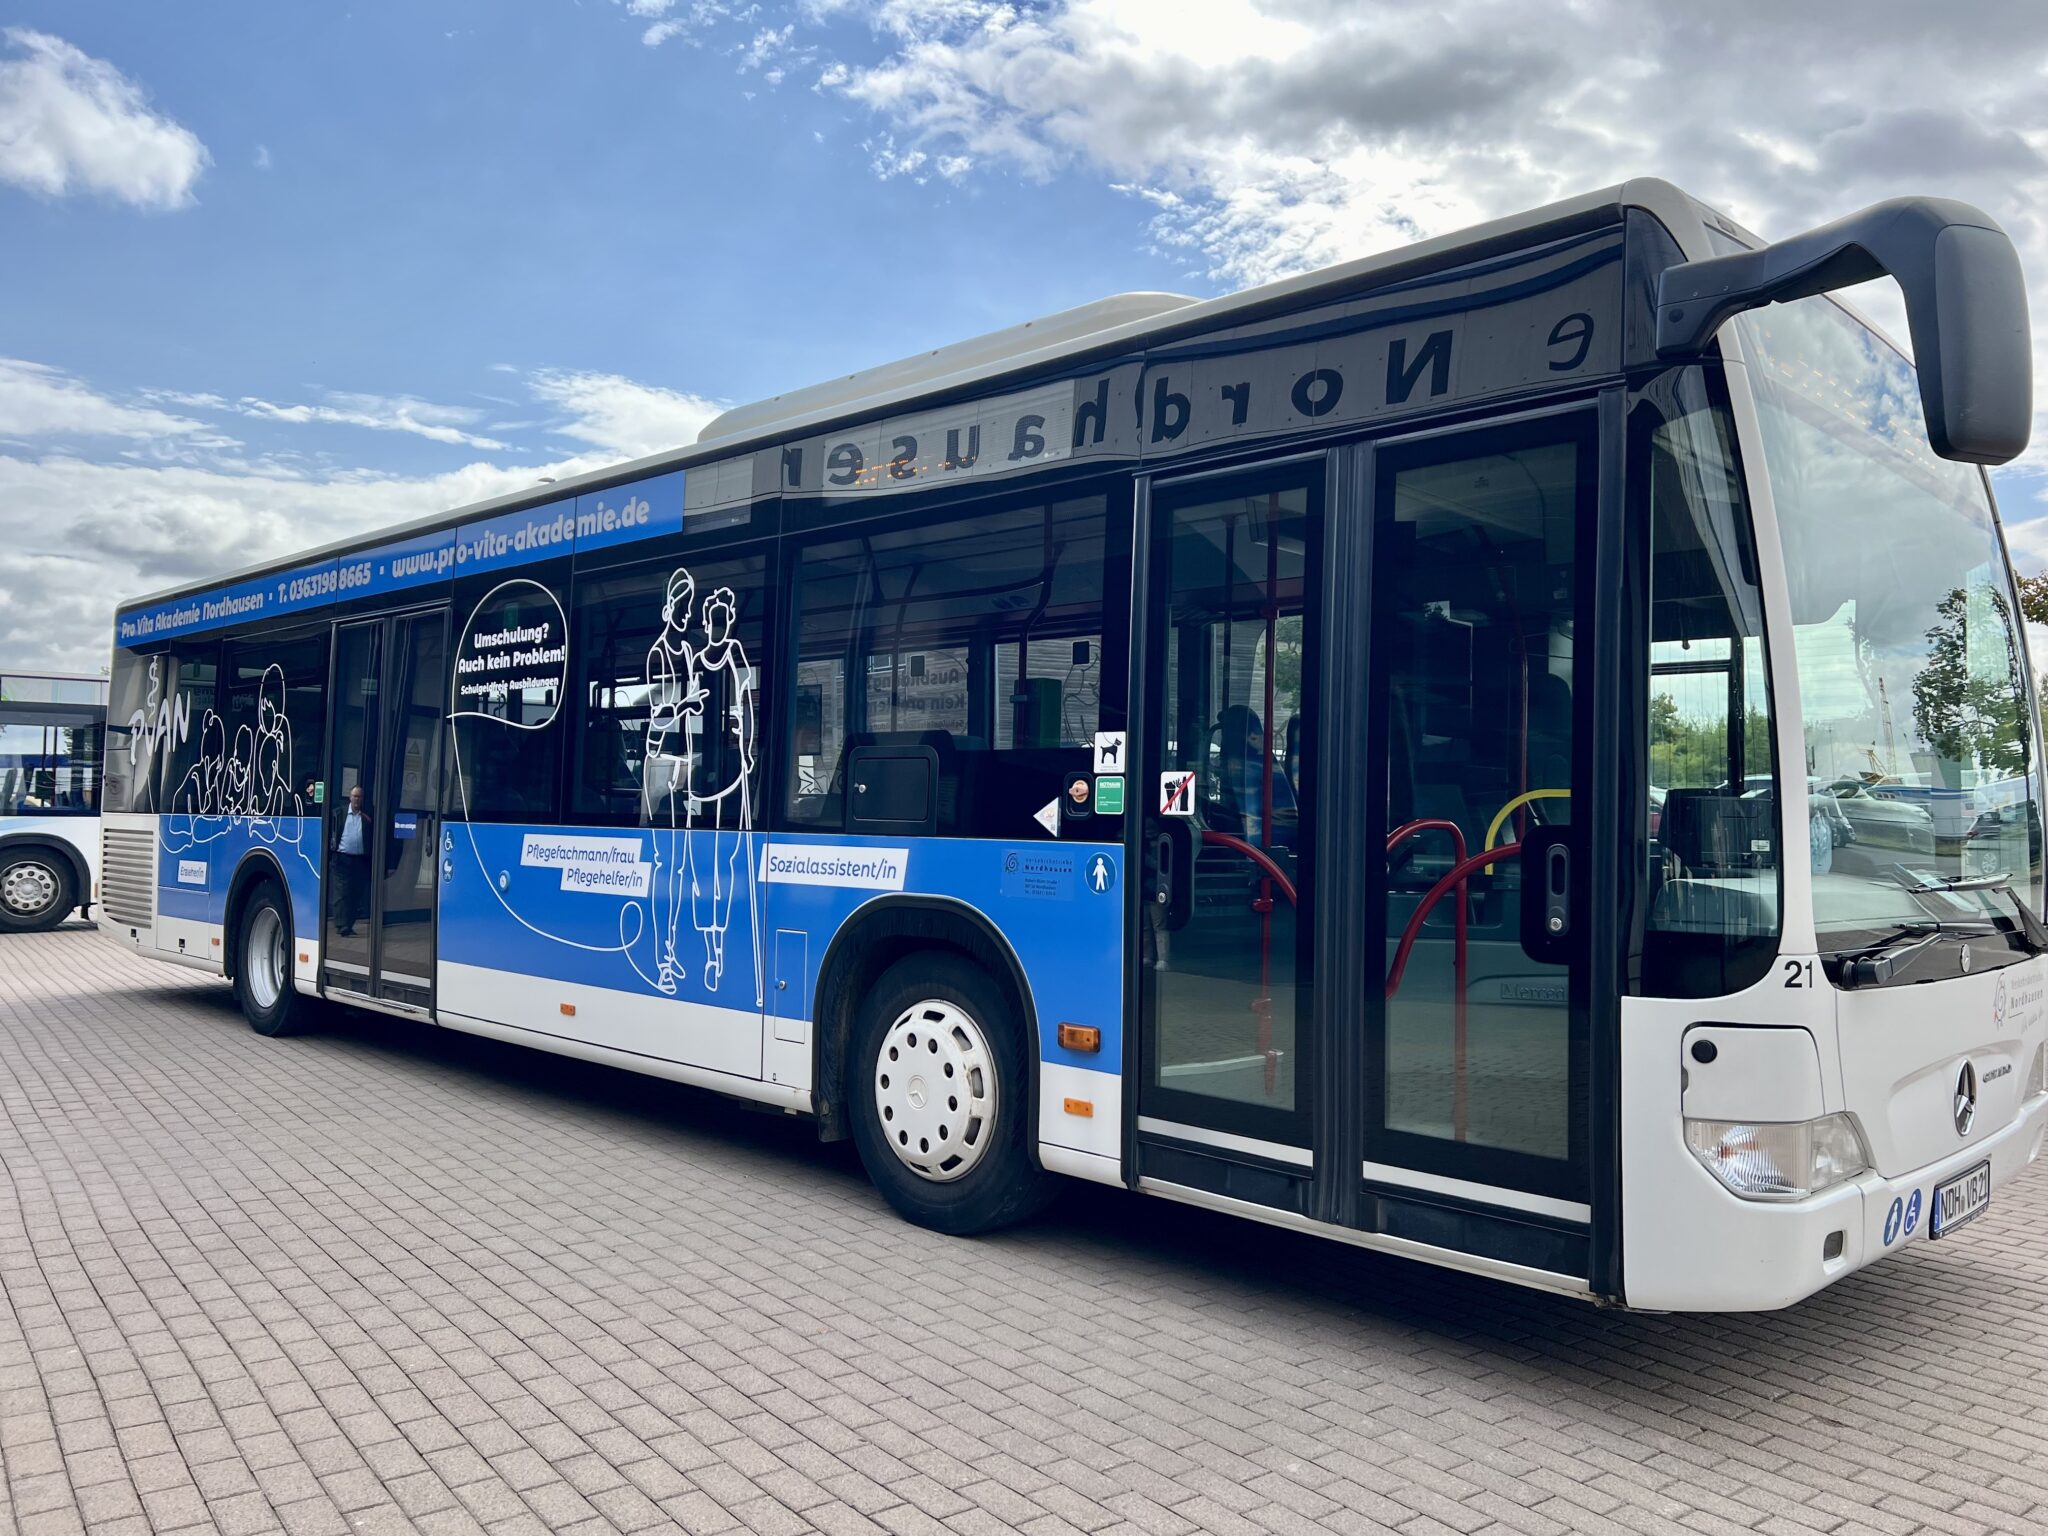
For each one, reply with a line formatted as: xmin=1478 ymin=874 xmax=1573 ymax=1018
xmin=1086 ymin=853 xmax=1116 ymax=895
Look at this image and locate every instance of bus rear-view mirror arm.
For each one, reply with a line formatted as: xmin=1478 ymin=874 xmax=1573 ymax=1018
xmin=1655 ymin=197 xmax=2033 ymax=465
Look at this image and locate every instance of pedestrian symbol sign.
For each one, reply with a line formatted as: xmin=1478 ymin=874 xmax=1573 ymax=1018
xmin=1086 ymin=853 xmax=1116 ymax=894
xmin=1160 ymin=770 xmax=1196 ymax=817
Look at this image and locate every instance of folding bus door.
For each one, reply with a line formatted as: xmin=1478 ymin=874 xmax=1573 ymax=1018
xmin=1364 ymin=407 xmax=1597 ymax=1234
xmin=323 ymin=609 xmax=449 ymax=1011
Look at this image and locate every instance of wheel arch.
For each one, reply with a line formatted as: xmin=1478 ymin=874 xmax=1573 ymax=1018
xmin=0 ymin=831 xmax=90 ymax=918
xmin=809 ymin=895 xmax=1040 ymax=1145
xmin=222 ymin=850 xmax=292 ymax=983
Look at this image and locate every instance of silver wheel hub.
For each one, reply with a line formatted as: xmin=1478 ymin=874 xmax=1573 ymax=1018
xmin=874 ymin=998 xmax=998 ymax=1182
xmin=2 ymin=860 xmax=59 ymax=916
xmin=247 ymin=906 xmax=287 ymax=1011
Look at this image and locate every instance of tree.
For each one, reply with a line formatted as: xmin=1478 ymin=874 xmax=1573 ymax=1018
xmin=2017 ymin=571 xmax=2048 ymax=631
xmin=1910 ymin=582 xmax=2031 ymax=781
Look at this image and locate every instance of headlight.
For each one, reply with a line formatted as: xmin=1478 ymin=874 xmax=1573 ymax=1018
xmin=1684 ymin=1113 xmax=1869 ymax=1200
xmin=2027 ymin=1042 xmax=2046 ymax=1100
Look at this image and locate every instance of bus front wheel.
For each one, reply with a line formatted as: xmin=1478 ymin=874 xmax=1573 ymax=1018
xmin=0 ymin=848 xmax=74 ymax=932
xmin=234 ymin=882 xmax=312 ymax=1037
xmin=850 ymin=953 xmax=1054 ymax=1235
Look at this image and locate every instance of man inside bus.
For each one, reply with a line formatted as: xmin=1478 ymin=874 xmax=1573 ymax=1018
xmin=1215 ymin=704 xmax=1298 ymax=850
xmin=330 ymin=783 xmax=371 ymax=935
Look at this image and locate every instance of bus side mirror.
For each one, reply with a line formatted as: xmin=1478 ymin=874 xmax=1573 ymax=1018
xmin=1656 ymin=197 xmax=2032 ymax=465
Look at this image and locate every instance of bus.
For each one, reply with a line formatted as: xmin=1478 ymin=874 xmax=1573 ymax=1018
xmin=1 ymin=669 xmax=106 ymax=932
xmin=102 ymin=180 xmax=2048 ymax=1311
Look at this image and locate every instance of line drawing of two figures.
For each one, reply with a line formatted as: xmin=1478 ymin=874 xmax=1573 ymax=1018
xmin=638 ymin=567 xmax=761 ymax=1004
xmin=161 ymin=661 xmax=320 ymax=880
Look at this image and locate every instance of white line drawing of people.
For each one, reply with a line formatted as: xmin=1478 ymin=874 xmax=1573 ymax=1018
xmin=159 ymin=663 xmax=318 ymax=879
xmin=692 ymin=586 xmax=761 ymax=1004
xmin=639 ymin=567 xmax=706 ymax=994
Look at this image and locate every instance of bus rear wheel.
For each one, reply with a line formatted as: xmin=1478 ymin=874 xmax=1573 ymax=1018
xmin=0 ymin=848 xmax=73 ymax=932
xmin=235 ymin=882 xmax=312 ymax=1037
xmin=850 ymin=953 xmax=1053 ymax=1235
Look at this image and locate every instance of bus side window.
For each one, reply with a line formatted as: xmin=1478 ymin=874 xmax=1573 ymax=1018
xmin=783 ymin=491 xmax=1120 ymax=839
xmin=1638 ymin=370 xmax=1782 ymax=997
xmin=568 ymin=551 xmax=770 ymax=830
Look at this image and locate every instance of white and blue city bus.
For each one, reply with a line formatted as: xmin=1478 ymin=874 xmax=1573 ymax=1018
xmin=104 ymin=181 xmax=2048 ymax=1310
xmin=1 ymin=669 xmax=106 ymax=931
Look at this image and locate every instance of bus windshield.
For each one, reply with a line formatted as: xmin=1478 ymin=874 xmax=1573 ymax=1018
xmin=1737 ymin=295 xmax=2044 ymax=950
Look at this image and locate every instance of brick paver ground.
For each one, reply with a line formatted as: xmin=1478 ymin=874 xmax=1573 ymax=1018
xmin=4 ymin=923 xmax=2047 ymax=1536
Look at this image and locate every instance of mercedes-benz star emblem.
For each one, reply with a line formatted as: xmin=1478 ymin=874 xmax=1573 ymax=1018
xmin=1954 ymin=1060 xmax=1979 ymax=1138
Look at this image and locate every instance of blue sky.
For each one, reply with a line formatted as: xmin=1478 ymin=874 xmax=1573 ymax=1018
xmin=6 ymin=2 xmax=2048 ymax=670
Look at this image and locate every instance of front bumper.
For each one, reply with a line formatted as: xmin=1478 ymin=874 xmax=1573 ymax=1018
xmin=1852 ymin=1090 xmax=2048 ymax=1262
xmin=1630 ymin=1090 xmax=2048 ymax=1312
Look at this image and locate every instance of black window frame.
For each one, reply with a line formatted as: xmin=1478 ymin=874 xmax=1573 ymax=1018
xmin=775 ymin=468 xmax=1135 ymax=841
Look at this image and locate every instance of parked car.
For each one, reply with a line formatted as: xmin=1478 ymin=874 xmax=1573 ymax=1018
xmin=1823 ymin=777 xmax=1938 ymax=870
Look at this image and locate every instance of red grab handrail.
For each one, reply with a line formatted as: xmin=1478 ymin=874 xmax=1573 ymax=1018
xmin=1199 ymin=830 xmax=1298 ymax=906
xmin=1385 ymin=839 xmax=1519 ymax=995
xmin=1382 ymin=822 xmax=1514 ymax=1146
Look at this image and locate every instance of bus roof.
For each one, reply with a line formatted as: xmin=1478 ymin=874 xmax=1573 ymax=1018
xmin=122 ymin=177 xmax=1734 ymax=614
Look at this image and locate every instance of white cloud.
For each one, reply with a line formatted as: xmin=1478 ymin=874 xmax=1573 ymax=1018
xmin=0 ymin=449 xmax=612 ymax=673
xmin=232 ymin=390 xmax=514 ymax=451
xmin=525 ymin=369 xmax=724 ymax=460
xmin=0 ymin=29 xmax=208 ymax=210
xmin=631 ymin=0 xmax=729 ymax=46
xmin=811 ymin=0 xmax=2048 ymax=487
xmin=0 ymin=357 xmax=726 ymax=671
xmin=254 ymin=143 xmax=271 ymax=171
xmin=0 ymin=358 xmax=216 ymax=443
xmin=738 ymin=23 xmax=799 ymax=75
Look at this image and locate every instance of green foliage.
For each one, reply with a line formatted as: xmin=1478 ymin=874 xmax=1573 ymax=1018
xmin=1649 ymin=690 xmax=1772 ymax=790
xmin=1911 ymin=582 xmax=2031 ymax=780
xmin=2017 ymin=571 xmax=2048 ymax=631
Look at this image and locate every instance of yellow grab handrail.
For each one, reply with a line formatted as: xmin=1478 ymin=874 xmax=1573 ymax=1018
xmin=1484 ymin=788 xmax=1570 ymax=851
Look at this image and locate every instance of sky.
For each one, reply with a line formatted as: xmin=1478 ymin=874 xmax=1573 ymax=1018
xmin=6 ymin=0 xmax=2048 ymax=674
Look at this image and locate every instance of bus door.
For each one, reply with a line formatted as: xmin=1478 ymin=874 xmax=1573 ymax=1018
xmin=1133 ymin=456 xmax=1328 ymax=1211
xmin=1134 ymin=415 xmax=1599 ymax=1262
xmin=1364 ymin=406 xmax=1596 ymax=1235
xmin=324 ymin=610 xmax=450 ymax=1011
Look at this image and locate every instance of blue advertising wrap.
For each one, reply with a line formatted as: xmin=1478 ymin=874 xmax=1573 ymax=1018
xmin=117 ymin=557 xmax=356 ymax=644
xmin=437 ymin=825 xmax=1124 ymax=1071
xmin=116 ymin=469 xmax=689 ymax=644
xmin=156 ymin=814 xmax=323 ymax=941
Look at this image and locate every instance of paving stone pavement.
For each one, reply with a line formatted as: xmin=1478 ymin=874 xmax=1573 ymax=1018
xmin=3 ymin=923 xmax=2047 ymax=1536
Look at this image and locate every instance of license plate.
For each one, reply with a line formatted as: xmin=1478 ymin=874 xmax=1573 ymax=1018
xmin=1929 ymin=1161 xmax=1992 ymax=1239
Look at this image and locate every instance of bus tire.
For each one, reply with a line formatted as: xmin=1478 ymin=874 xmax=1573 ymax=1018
xmin=850 ymin=953 xmax=1054 ymax=1235
xmin=234 ymin=881 xmax=311 ymax=1037
xmin=0 ymin=847 xmax=74 ymax=932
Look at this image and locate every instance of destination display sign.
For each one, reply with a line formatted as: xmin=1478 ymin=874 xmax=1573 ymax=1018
xmin=771 ymin=225 xmax=1622 ymax=499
